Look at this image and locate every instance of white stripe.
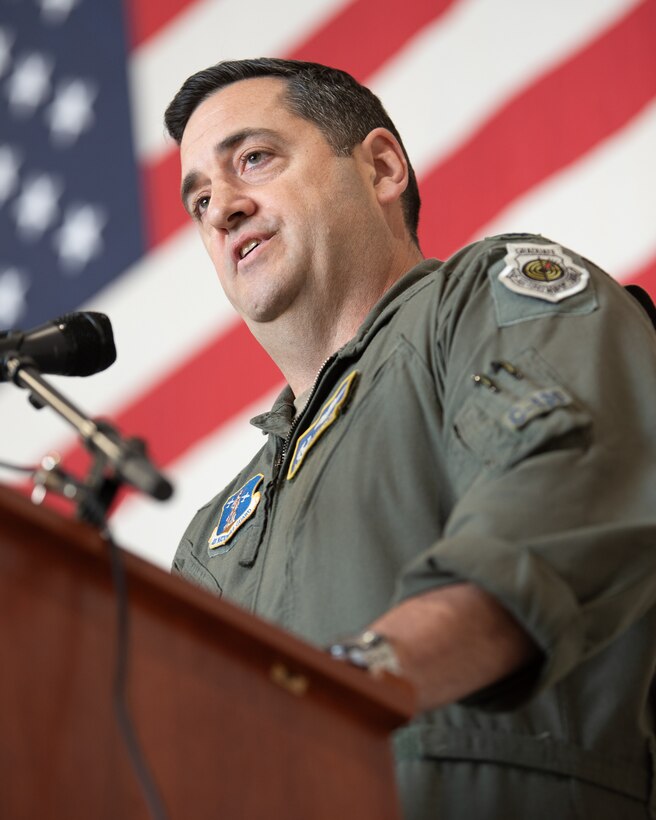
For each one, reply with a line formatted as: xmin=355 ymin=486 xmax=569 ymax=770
xmin=476 ymin=98 xmax=656 ymax=279
xmin=370 ymin=0 xmax=642 ymax=176
xmin=110 ymin=385 xmax=281 ymax=567
xmin=130 ymin=0 xmax=354 ymax=161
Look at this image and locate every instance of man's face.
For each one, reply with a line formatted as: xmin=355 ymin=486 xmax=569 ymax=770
xmin=179 ymin=77 xmax=382 ymax=328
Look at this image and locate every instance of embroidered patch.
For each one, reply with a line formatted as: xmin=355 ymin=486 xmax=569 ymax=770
xmin=503 ymin=387 xmax=573 ymax=430
xmin=287 ymin=371 xmax=358 ymax=480
xmin=208 ymin=473 xmax=264 ymax=552
xmin=499 ymin=243 xmax=589 ymax=303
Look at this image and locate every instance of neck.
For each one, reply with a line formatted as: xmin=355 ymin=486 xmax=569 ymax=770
xmin=249 ymin=239 xmax=423 ymax=396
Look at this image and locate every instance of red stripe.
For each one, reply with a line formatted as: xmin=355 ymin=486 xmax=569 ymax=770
xmin=142 ymin=151 xmax=184 ymax=248
xmin=418 ymin=0 xmax=656 ymax=259
xmin=289 ymin=0 xmax=458 ymax=82
xmin=142 ymin=0 xmax=459 ymax=248
xmin=59 ymin=320 xmax=283 ymax=481
xmin=124 ymin=0 xmax=198 ymax=48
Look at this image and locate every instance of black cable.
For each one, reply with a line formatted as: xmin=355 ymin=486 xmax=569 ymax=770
xmin=102 ymin=518 xmax=170 ymax=820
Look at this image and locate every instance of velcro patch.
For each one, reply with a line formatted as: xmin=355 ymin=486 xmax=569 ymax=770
xmin=500 ymin=243 xmax=589 ymax=303
xmin=503 ymin=387 xmax=573 ymax=430
xmin=287 ymin=371 xmax=358 ymax=480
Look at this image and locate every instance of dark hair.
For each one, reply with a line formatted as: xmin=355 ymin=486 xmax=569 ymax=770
xmin=164 ymin=58 xmax=421 ymax=245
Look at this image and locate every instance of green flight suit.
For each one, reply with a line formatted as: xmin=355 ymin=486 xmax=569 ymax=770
xmin=174 ymin=234 xmax=656 ymax=819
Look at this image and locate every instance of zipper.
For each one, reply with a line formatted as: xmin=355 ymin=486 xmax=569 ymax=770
xmin=246 ymin=354 xmax=336 ymax=582
xmin=273 ymin=354 xmax=335 ymax=480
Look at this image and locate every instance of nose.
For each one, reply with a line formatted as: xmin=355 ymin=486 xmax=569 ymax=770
xmin=206 ymin=180 xmax=256 ymax=232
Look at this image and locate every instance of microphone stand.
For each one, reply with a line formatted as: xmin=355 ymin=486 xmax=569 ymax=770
xmin=1 ymin=351 xmax=173 ymax=820
xmin=1 ymin=351 xmax=173 ymax=525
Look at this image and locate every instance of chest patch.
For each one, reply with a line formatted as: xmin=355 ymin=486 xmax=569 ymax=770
xmin=287 ymin=371 xmax=358 ymax=480
xmin=499 ymin=243 xmax=589 ymax=303
xmin=208 ymin=473 xmax=264 ymax=552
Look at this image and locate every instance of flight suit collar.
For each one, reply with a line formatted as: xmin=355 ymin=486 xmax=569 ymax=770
xmin=250 ymin=385 xmax=295 ymax=436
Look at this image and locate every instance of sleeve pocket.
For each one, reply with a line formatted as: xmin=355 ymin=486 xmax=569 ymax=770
xmin=452 ymin=347 xmax=592 ymax=471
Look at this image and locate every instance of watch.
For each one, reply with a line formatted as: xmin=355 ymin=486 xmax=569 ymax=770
xmin=327 ymin=630 xmax=402 ymax=677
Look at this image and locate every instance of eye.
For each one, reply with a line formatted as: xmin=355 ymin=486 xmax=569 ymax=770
xmin=192 ymin=194 xmax=210 ymax=220
xmin=239 ymin=150 xmax=269 ymax=171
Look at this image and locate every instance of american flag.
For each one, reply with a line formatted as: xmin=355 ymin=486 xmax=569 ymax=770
xmin=0 ymin=0 xmax=654 ymax=568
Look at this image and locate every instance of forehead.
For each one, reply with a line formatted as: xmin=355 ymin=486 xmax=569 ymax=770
xmin=181 ymin=76 xmax=303 ymax=152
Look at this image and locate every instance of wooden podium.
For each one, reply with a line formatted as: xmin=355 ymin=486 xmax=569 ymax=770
xmin=0 ymin=485 xmax=414 ymax=820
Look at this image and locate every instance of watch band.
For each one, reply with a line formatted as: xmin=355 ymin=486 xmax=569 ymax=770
xmin=327 ymin=630 xmax=402 ymax=676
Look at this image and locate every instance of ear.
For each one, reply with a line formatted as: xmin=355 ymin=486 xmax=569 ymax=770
xmin=360 ymin=127 xmax=409 ymax=207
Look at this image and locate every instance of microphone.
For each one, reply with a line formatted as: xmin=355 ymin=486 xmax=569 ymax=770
xmin=0 ymin=312 xmax=117 ymax=378
xmin=1 ymin=312 xmax=172 ymax=504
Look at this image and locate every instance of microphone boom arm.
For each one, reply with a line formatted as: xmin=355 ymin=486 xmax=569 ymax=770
xmin=2 ymin=351 xmax=173 ymax=523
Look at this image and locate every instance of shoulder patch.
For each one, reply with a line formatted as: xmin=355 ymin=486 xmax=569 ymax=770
xmin=500 ymin=243 xmax=589 ymax=303
xmin=208 ymin=473 xmax=264 ymax=552
xmin=287 ymin=371 xmax=358 ymax=480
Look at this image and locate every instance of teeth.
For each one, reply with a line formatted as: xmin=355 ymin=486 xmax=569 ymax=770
xmin=239 ymin=239 xmax=260 ymax=259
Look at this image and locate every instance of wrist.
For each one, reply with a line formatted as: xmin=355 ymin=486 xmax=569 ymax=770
xmin=327 ymin=630 xmax=402 ymax=677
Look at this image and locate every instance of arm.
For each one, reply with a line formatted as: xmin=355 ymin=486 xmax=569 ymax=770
xmin=369 ymin=582 xmax=539 ymax=713
xmin=382 ymin=238 xmax=656 ymax=709
xmin=339 ymin=238 xmax=656 ymax=712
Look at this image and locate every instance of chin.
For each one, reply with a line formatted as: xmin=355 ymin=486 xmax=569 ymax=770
xmin=241 ymin=288 xmax=298 ymax=325
xmin=241 ymin=300 xmax=287 ymax=326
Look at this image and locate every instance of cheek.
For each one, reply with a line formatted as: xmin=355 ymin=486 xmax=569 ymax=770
xmin=292 ymin=183 xmax=337 ymax=234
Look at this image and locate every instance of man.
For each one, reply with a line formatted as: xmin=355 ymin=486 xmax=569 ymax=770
xmin=165 ymin=59 xmax=656 ymax=818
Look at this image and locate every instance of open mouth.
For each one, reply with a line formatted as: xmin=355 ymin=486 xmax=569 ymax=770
xmin=239 ymin=239 xmax=261 ymax=259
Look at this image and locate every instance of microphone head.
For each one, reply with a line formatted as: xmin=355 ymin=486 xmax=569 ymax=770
xmin=56 ymin=311 xmax=117 ymax=376
xmin=0 ymin=311 xmax=117 ymax=377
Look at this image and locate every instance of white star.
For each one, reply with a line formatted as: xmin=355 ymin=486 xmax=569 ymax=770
xmin=54 ymin=203 xmax=106 ymax=273
xmin=6 ymin=52 xmax=52 ymax=116
xmin=0 ymin=145 xmax=21 ymax=206
xmin=38 ymin=0 xmax=80 ymax=25
xmin=46 ymin=78 xmax=96 ymax=146
xmin=12 ymin=173 xmax=62 ymax=240
xmin=0 ymin=27 xmax=14 ymax=78
xmin=0 ymin=267 xmax=30 ymax=328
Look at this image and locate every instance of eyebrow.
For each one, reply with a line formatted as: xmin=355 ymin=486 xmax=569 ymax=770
xmin=180 ymin=127 xmax=280 ymax=212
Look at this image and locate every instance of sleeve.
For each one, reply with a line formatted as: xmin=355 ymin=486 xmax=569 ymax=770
xmin=394 ymin=235 xmax=656 ymax=705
